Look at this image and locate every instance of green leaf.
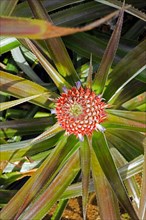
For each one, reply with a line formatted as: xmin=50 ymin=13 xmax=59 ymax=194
xmin=30 ymin=122 xmax=63 ymax=145
xmin=58 ymin=154 xmax=144 ymax=200
xmin=61 ymin=180 xmax=94 ymax=200
xmin=92 ymin=131 xmax=139 ymax=220
xmin=0 ymin=93 xmax=49 ymax=111
xmin=95 ymin=0 xmax=146 ymax=21
xmin=80 ymin=136 xmax=91 ymax=220
xmin=27 ymin=0 xmax=79 ymax=85
xmin=110 ymin=79 xmax=146 ymax=108
xmin=12 ymin=0 xmax=87 ymax=18
xmin=18 ymin=151 xmax=80 ymax=220
xmin=0 ymin=37 xmax=20 ymax=55
xmin=61 ymin=155 xmax=144 ymax=199
xmin=119 ymin=155 xmax=144 ymax=181
xmin=136 ymin=103 xmax=146 ymax=111
xmin=51 ymin=199 xmax=68 ymax=220
xmin=0 ymin=10 xmax=119 ymax=39
xmin=64 ymin=32 xmax=125 ymax=66
xmin=92 ymin=5 xmax=124 ymax=93
xmin=106 ymin=130 xmax=144 ymax=161
xmin=2 ymin=154 xmax=144 ymax=205
xmin=103 ymin=112 xmax=145 ymax=132
xmin=0 ymin=0 xmax=18 ymax=16
xmin=0 ymin=134 xmax=72 ymax=219
xmin=138 ymin=147 xmax=146 ymax=220
xmin=11 ymin=47 xmax=43 ymax=84
xmin=122 ymin=92 xmax=146 ymax=110
xmin=53 ymin=1 xmax=114 ymax=27
xmin=136 ymin=68 xmax=146 ymax=83
xmin=104 ymin=40 xmax=146 ymax=101
xmin=0 ymin=117 xmax=55 ymax=138
xmin=111 ymin=148 xmax=140 ymax=213
xmin=106 ymin=109 xmax=146 ymax=123
xmin=0 ymin=171 xmax=22 ymax=188
xmin=86 ymin=54 xmax=93 ymax=89
xmin=124 ymin=20 xmax=146 ymax=40
xmin=0 ymin=71 xmax=58 ymax=109
xmin=106 ymin=133 xmax=143 ymax=161
xmin=0 ymin=190 xmax=17 ymax=206
xmin=0 ymin=132 xmax=62 ymax=162
xmin=91 ymin=146 xmax=120 ymax=220
xmin=25 ymin=39 xmax=71 ymax=91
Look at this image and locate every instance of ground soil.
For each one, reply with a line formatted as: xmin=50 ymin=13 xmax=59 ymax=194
xmin=58 ymin=196 xmax=101 ymax=220
xmin=44 ymin=174 xmax=142 ymax=220
xmin=52 ymin=174 xmax=141 ymax=220
xmin=47 ymin=194 xmax=101 ymax=220
xmin=47 ymin=194 xmax=131 ymax=220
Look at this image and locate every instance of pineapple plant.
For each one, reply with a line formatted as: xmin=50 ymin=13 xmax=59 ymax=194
xmin=0 ymin=0 xmax=145 ymax=219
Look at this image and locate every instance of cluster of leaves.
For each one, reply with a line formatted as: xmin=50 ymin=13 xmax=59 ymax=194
xmin=0 ymin=0 xmax=146 ymax=220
